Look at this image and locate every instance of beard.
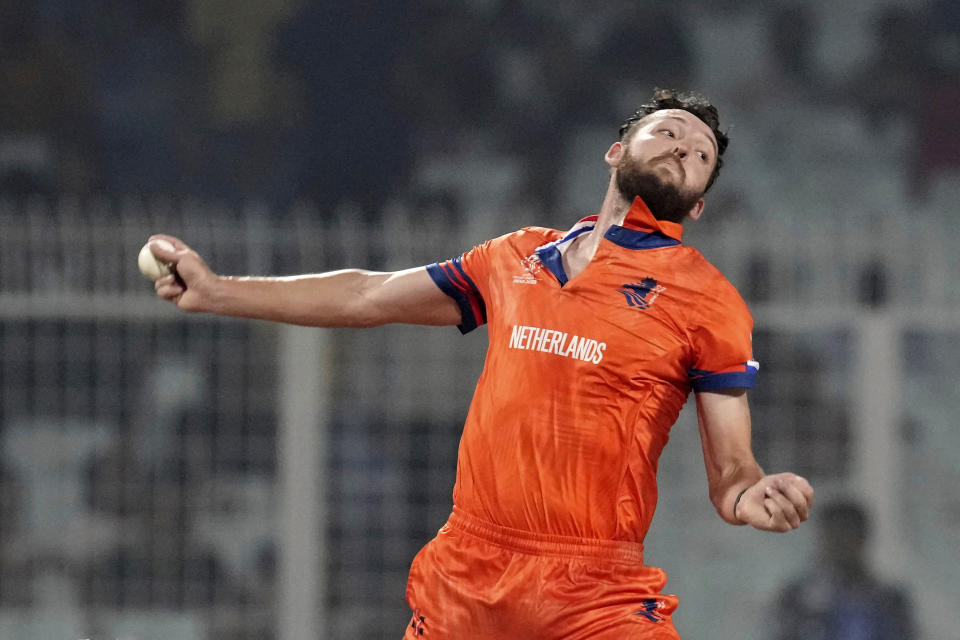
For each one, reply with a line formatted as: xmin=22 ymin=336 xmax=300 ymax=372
xmin=615 ymin=152 xmax=702 ymax=224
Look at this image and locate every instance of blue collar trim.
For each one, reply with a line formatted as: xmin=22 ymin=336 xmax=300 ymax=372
xmin=533 ymin=219 xmax=596 ymax=287
xmin=534 ymin=221 xmax=680 ymax=287
xmin=536 ymin=243 xmax=569 ymax=286
xmin=604 ymin=225 xmax=681 ymax=250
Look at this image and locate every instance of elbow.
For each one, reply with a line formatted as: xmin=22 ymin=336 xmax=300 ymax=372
xmin=327 ymin=277 xmax=385 ymax=328
xmin=348 ymin=296 xmax=389 ymax=328
xmin=347 ymin=274 xmax=393 ymax=328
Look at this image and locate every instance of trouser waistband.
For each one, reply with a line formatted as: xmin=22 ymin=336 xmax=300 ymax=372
xmin=446 ymin=506 xmax=645 ymax=564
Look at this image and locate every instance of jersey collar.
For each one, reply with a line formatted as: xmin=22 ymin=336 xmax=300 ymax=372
xmin=602 ymin=196 xmax=684 ymax=250
xmin=533 ymin=196 xmax=685 ymax=286
xmin=620 ymin=196 xmax=684 ymax=242
xmin=534 ymin=215 xmax=598 ymax=286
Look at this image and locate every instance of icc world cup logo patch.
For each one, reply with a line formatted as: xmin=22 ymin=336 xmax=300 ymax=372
xmin=513 ymin=253 xmax=543 ymax=284
xmin=618 ymin=277 xmax=666 ymax=310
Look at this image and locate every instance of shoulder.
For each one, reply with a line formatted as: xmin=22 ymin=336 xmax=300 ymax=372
xmin=680 ymin=246 xmax=750 ymax=313
xmin=515 ymin=225 xmax=562 ymax=245
xmin=482 ymin=226 xmax=562 ymax=253
xmin=678 ymin=246 xmax=731 ymax=283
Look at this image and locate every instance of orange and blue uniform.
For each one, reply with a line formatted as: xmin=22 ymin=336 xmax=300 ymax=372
xmin=407 ymin=197 xmax=757 ymax=639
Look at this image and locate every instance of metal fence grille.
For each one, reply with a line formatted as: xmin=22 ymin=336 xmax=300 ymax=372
xmin=0 ymin=317 xmax=279 ymax=639
xmin=0 ymin=197 xmax=958 ymax=639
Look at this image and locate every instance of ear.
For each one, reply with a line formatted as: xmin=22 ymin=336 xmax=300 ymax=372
xmin=686 ymin=198 xmax=706 ymax=222
xmin=604 ymin=141 xmax=624 ymax=168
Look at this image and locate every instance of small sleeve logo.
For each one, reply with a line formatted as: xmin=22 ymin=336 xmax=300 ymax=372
xmin=513 ymin=254 xmax=543 ymax=284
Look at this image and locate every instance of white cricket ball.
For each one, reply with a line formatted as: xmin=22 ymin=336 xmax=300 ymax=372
xmin=138 ymin=239 xmax=175 ymax=281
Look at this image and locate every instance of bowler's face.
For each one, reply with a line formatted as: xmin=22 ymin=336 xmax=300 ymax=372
xmin=620 ymin=109 xmax=719 ymax=198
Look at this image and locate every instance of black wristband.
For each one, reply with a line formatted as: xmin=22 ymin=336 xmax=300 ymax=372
xmin=733 ymin=487 xmax=749 ymax=522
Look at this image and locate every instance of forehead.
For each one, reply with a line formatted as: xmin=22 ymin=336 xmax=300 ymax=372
xmin=636 ymin=109 xmax=718 ymax=151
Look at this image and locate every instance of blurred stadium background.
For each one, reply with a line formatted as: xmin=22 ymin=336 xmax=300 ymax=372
xmin=1 ymin=0 xmax=959 ymax=638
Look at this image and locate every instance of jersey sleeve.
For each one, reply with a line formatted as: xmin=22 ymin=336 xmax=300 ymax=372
xmin=426 ymin=238 xmax=496 ymax=334
xmin=687 ymin=277 xmax=759 ymax=392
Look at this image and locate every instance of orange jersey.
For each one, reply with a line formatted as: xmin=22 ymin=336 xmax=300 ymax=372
xmin=427 ymin=197 xmax=757 ymax=544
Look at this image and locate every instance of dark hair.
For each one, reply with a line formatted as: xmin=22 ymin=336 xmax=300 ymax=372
xmin=618 ymin=88 xmax=729 ymax=192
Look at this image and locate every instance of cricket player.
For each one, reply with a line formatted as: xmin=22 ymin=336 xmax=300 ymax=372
xmin=151 ymin=88 xmax=815 ymax=639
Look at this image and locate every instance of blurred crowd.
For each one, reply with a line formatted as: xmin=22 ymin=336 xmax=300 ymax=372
xmin=0 ymin=3 xmax=956 ymax=636
xmin=1 ymin=0 xmax=956 ymax=220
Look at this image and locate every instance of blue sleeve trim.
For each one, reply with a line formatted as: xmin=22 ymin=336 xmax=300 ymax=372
xmin=690 ymin=370 xmax=758 ymax=392
xmin=426 ymin=262 xmax=480 ymax=334
xmin=450 ymin=258 xmax=487 ymax=331
xmin=450 ymin=259 xmax=487 ymax=325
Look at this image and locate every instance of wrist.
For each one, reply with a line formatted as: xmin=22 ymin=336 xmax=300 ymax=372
xmin=733 ymin=487 xmax=749 ymax=524
xmin=201 ymin=274 xmax=230 ymax=314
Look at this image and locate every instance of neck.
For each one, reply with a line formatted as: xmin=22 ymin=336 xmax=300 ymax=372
xmin=562 ymin=176 xmax=630 ymax=278
xmin=596 ymin=175 xmax=633 ymax=234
